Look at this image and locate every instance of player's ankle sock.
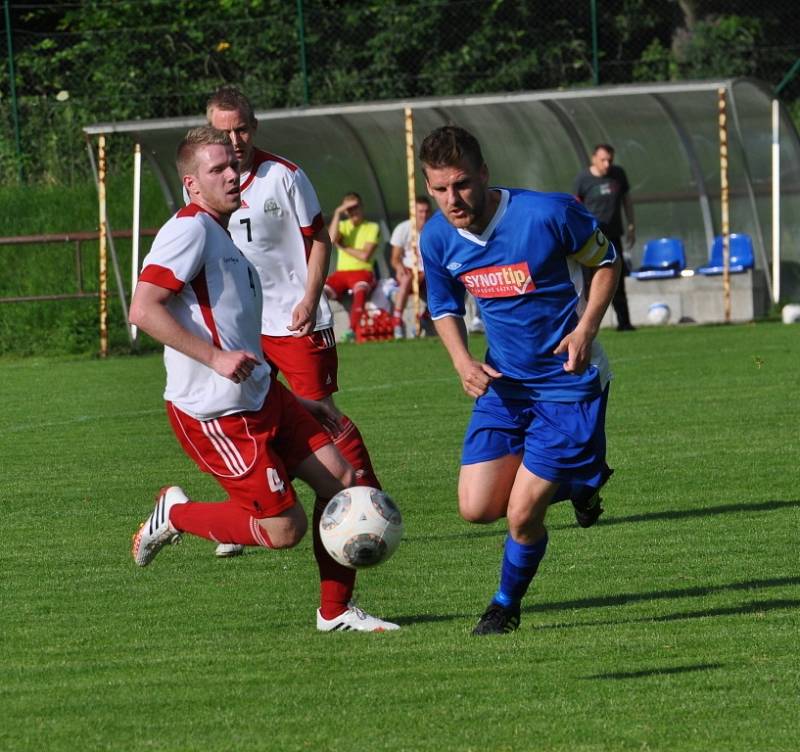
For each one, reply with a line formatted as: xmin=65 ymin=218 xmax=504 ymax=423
xmin=313 ymin=498 xmax=356 ymax=619
xmin=493 ymin=533 xmax=548 ymax=607
xmin=170 ymin=502 xmax=274 ymax=547
xmin=332 ymin=414 xmax=381 ymax=489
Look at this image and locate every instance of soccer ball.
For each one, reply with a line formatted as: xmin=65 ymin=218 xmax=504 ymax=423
xmin=647 ymin=302 xmax=671 ymax=325
xmin=320 ymin=486 xmax=403 ymax=569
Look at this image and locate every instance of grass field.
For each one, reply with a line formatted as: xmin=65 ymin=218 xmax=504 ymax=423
xmin=2 ymin=323 xmax=798 ymax=751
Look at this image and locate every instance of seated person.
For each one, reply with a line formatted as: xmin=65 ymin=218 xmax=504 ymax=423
xmin=389 ymin=195 xmax=432 ymax=339
xmin=324 ymin=192 xmax=381 ymax=334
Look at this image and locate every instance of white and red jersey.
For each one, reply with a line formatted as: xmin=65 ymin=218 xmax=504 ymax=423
xmin=139 ymin=204 xmax=271 ymax=420
xmin=227 ymin=149 xmax=334 ymax=336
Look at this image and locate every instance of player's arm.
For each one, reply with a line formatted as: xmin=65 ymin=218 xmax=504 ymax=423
xmin=390 ymin=244 xmax=410 ymax=281
xmin=572 ymin=174 xmax=584 ymax=201
xmin=554 ymin=254 xmax=620 ymax=375
xmin=622 ymin=191 xmax=636 ymax=247
xmin=129 ymin=281 xmax=259 ymax=383
xmin=289 ymin=221 xmax=330 ymax=336
xmin=554 ymin=201 xmax=621 ymax=374
xmin=338 ymin=240 xmax=377 ymax=263
xmin=327 ymin=203 xmax=349 ymax=245
xmin=434 ymin=314 xmax=501 ymax=399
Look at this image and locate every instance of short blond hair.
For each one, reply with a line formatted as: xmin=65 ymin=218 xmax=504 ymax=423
xmin=176 ymin=126 xmax=231 ymax=178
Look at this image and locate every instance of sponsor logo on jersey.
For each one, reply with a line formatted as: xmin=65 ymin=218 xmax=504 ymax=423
xmin=459 ymin=261 xmax=534 ymax=298
xmin=241 ymin=199 xmax=250 ymax=209
xmin=264 ymin=198 xmax=283 ymax=217
xmin=446 ymin=261 xmax=463 ymax=271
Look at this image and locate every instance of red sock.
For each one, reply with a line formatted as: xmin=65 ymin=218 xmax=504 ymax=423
xmin=350 ymin=287 xmax=368 ymax=330
xmin=333 ymin=415 xmax=381 ymax=489
xmin=313 ymin=498 xmax=356 ymax=619
xmin=170 ymin=501 xmax=274 ymax=548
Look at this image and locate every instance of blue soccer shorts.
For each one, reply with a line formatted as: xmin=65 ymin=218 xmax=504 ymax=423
xmin=461 ymin=385 xmax=610 ymax=487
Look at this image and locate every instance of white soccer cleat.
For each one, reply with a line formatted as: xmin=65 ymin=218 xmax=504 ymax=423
xmin=131 ymin=486 xmax=189 ymax=567
xmin=316 ymin=604 xmax=400 ymax=632
xmin=215 ymin=543 xmax=244 ymax=558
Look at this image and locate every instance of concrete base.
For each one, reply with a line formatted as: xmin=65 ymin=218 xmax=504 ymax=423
xmin=601 ymin=270 xmax=769 ymax=328
xmin=329 ymin=272 xmax=767 ymax=338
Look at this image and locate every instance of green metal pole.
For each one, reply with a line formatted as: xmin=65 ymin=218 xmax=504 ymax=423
xmin=590 ymin=0 xmax=599 ymax=86
xmin=296 ymin=0 xmax=310 ymax=105
xmin=3 ymin=0 xmax=24 ymax=181
xmin=774 ymin=57 xmax=800 ymax=96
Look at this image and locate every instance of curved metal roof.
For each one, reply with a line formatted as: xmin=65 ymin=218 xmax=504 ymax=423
xmin=84 ymin=78 xmax=800 ymax=301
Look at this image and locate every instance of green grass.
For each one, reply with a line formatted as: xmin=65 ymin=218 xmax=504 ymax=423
xmin=2 ymin=323 xmax=798 ymax=751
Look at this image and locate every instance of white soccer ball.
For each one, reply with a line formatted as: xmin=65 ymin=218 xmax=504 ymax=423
xmin=781 ymin=304 xmax=800 ymax=324
xmin=320 ymin=486 xmax=403 ymax=569
xmin=647 ymin=302 xmax=671 ymax=326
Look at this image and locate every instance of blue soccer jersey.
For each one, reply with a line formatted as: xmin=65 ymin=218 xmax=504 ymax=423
xmin=420 ymin=188 xmax=617 ymax=402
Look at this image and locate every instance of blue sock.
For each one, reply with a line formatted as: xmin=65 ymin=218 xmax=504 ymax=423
xmin=493 ymin=533 xmax=549 ymax=608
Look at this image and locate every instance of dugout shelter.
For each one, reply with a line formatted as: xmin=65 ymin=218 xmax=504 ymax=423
xmin=84 ymin=78 xmax=800 ymax=336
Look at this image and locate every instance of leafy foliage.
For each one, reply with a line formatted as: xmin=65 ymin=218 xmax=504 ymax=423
xmin=0 ymin=0 xmax=798 ymax=185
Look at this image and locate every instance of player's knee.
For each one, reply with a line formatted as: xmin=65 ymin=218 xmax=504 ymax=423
xmin=506 ymin=500 xmax=548 ymax=540
xmin=458 ymin=495 xmax=502 ymax=524
xmin=506 ymin=506 xmax=534 ymax=534
xmin=338 ymin=463 xmax=357 ymax=489
xmin=266 ymin=514 xmax=308 ymax=549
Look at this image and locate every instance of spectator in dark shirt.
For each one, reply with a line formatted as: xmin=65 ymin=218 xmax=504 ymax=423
xmin=574 ymin=144 xmax=636 ymax=331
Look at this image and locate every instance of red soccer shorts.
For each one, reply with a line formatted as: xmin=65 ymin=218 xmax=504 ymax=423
xmin=261 ymin=329 xmax=339 ymax=401
xmin=324 ymin=270 xmax=376 ymax=299
xmin=166 ymin=380 xmax=332 ymax=518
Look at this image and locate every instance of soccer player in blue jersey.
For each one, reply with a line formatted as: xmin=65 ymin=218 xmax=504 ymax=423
xmin=418 ymin=125 xmax=621 ymax=635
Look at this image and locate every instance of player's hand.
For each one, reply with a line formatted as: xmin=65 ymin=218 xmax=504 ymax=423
xmin=288 ymin=300 xmax=316 ymax=337
xmin=296 ymin=397 xmax=344 ymax=436
xmin=554 ymin=328 xmax=592 ymax=374
xmin=457 ymin=359 xmax=502 ymax=399
xmin=211 ymin=350 xmax=261 ymax=383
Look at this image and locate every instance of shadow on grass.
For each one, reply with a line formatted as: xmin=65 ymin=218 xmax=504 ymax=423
xmin=524 ymin=575 xmax=800 ymax=615
xmin=392 ymin=592 xmax=799 ymax=629
xmin=584 ymin=663 xmax=725 ymax=680
xmin=392 ymin=612 xmax=468 ymax=626
xmin=532 ymin=596 xmax=800 ymax=632
xmin=405 ymin=500 xmax=799 ymax=542
xmin=553 ymin=498 xmax=800 ymax=530
xmin=402 ymin=527 xmax=505 ymax=543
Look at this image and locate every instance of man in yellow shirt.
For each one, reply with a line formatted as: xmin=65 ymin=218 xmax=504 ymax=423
xmin=325 ymin=192 xmax=381 ymax=334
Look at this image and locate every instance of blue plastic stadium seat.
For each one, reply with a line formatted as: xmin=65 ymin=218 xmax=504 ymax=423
xmin=696 ymin=233 xmax=755 ymax=275
xmin=630 ymin=237 xmax=686 ymax=279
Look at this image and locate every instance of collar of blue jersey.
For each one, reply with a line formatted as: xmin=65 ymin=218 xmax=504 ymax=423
xmin=456 ymin=188 xmax=509 ymax=246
